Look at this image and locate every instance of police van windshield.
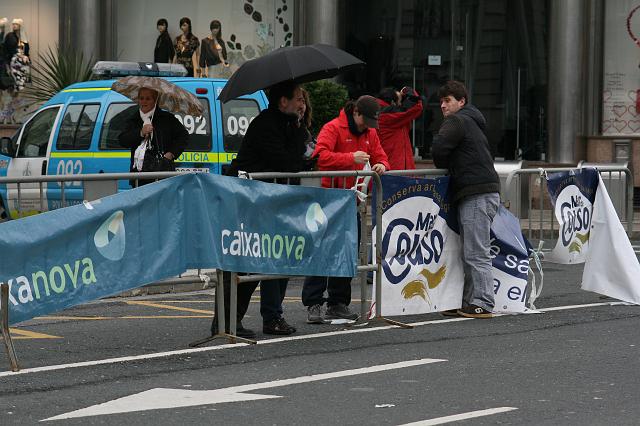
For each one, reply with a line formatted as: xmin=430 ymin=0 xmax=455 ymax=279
xmin=99 ymin=98 xmax=212 ymax=151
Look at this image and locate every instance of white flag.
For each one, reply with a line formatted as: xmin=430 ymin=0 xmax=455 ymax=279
xmin=581 ymin=175 xmax=640 ymax=304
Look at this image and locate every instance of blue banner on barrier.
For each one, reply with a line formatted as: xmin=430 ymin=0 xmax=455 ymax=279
xmin=545 ymin=168 xmax=598 ymax=263
xmin=0 ymin=174 xmax=357 ymax=325
xmin=490 ymin=205 xmax=531 ymax=280
xmin=371 ymin=175 xmax=533 ymax=315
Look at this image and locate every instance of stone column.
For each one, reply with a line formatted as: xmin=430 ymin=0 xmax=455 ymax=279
xmin=59 ymin=0 xmax=114 ymax=61
xmin=302 ymin=0 xmax=342 ymax=47
xmin=547 ymin=0 xmax=587 ymax=163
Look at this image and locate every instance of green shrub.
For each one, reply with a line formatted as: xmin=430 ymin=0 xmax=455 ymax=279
xmin=22 ymin=44 xmax=94 ymax=103
xmin=304 ymin=80 xmax=349 ymax=136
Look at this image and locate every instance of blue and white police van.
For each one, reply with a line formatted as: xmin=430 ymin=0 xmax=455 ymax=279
xmin=0 ymin=61 xmax=267 ymax=219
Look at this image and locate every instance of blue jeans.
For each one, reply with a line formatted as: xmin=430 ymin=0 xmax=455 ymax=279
xmin=457 ymin=192 xmax=500 ymax=311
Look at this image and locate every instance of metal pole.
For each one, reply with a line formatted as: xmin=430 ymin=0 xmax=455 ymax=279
xmin=516 ymin=67 xmax=521 ymax=159
xmin=17 ymin=182 xmax=21 ymax=217
xmin=1 ymin=284 xmax=20 ymax=372
xmin=374 ymin=174 xmax=383 ymax=319
xmin=39 ymin=182 xmax=44 ymax=212
xmin=230 ymin=272 xmax=238 ymax=342
xmin=626 ymin=168 xmax=634 ymax=237
xmin=412 ymin=67 xmax=417 ymax=157
xmin=216 ymin=270 xmax=225 ymax=337
xmin=358 ymin=199 xmax=369 ymax=321
xmin=372 ymin=173 xmax=412 ymax=328
xmin=528 ymin=179 xmax=533 ymax=241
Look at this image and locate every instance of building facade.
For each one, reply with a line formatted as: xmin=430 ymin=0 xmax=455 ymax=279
xmin=1 ymin=0 xmax=639 ymax=188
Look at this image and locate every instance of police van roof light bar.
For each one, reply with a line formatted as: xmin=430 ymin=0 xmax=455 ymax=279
xmin=92 ymin=61 xmax=188 ymax=79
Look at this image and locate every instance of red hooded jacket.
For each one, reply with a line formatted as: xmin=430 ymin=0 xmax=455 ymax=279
xmin=313 ymin=109 xmax=390 ymax=189
xmin=376 ymin=96 xmax=423 ymax=170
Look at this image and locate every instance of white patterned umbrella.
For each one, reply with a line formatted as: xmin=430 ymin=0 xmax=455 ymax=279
xmin=111 ymin=76 xmax=204 ymax=116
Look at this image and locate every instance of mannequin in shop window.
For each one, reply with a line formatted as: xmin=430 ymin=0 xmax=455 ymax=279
xmin=199 ymin=20 xmax=229 ymax=78
xmin=154 ymin=18 xmax=175 ymax=63
xmin=0 ymin=17 xmax=10 ymax=91
xmin=4 ymin=18 xmax=30 ymax=93
xmin=0 ymin=17 xmax=6 ymax=46
xmin=4 ymin=18 xmax=29 ymax=63
xmin=174 ymin=17 xmax=199 ymax=77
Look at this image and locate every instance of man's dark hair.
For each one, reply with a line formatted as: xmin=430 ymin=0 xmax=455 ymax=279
xmin=157 ymin=18 xmax=168 ymax=27
xmin=267 ymin=81 xmax=299 ymax=106
xmin=378 ymin=87 xmax=399 ymax=105
xmin=437 ymin=80 xmax=468 ymax=102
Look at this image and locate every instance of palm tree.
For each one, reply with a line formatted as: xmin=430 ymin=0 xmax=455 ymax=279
xmin=22 ymin=44 xmax=94 ymax=103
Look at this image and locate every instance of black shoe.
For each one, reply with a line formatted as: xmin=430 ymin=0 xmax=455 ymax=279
xmin=212 ymin=320 xmax=256 ymax=339
xmin=457 ymin=305 xmax=493 ymax=319
xmin=278 ymin=317 xmax=296 ymax=333
xmin=440 ymin=309 xmax=461 ymax=317
xmin=263 ymin=318 xmax=296 ymax=335
xmin=235 ymin=322 xmax=257 ymax=338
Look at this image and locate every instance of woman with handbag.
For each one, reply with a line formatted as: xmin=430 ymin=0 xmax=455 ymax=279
xmin=118 ymin=87 xmax=189 ymax=186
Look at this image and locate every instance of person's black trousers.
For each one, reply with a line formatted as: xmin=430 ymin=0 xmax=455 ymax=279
xmin=211 ymin=271 xmax=287 ymax=333
xmin=259 ymin=278 xmax=288 ymax=321
xmin=302 ymin=275 xmax=353 ymax=307
xmin=301 ymin=213 xmax=361 ymax=307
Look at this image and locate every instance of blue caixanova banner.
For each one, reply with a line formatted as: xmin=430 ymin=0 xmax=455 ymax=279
xmin=0 ymin=174 xmax=357 ymax=325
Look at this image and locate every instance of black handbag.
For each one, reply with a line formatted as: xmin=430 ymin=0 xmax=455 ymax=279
xmin=141 ymin=134 xmax=176 ymax=172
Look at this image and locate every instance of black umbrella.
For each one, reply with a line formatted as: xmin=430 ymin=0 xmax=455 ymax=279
xmin=218 ymin=43 xmax=364 ymax=103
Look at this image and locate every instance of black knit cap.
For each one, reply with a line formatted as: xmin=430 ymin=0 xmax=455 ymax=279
xmin=355 ymin=95 xmax=380 ymax=129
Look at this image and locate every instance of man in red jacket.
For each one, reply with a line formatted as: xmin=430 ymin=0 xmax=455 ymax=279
xmin=302 ymin=95 xmax=390 ymax=324
xmin=376 ymin=86 xmax=424 ymax=170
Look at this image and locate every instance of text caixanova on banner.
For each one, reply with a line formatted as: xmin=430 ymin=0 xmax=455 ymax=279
xmin=0 ymin=174 xmax=358 ymax=325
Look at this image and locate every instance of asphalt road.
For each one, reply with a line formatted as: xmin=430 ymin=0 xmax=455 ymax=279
xmin=1 ymin=254 xmax=640 ymax=425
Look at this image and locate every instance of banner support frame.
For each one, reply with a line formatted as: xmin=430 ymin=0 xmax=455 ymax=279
xmin=367 ymin=173 xmax=413 ymax=329
xmin=1 ymin=284 xmax=20 ymax=371
xmin=189 ymin=271 xmax=257 ymax=347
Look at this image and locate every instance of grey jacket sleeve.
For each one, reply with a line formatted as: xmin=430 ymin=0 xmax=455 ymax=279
xmin=431 ymin=115 xmax=465 ymax=169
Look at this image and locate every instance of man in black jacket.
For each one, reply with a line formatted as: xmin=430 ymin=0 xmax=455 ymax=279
xmin=431 ymin=80 xmax=500 ymax=319
xmin=215 ymin=81 xmax=307 ymax=337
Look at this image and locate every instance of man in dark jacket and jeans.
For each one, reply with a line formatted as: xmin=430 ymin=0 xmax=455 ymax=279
xmin=214 ymin=81 xmax=307 ymax=337
xmin=431 ymin=80 xmax=500 ymax=319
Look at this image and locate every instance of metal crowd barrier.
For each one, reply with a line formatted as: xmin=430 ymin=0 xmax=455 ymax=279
xmin=1 ymin=169 xmax=455 ymax=354
xmin=186 ymin=169 xmax=450 ymax=346
xmin=0 ymin=171 xmax=183 ymax=218
xmin=502 ymin=166 xmax=634 ymax=248
xmin=1 ymin=165 xmax=634 ymax=360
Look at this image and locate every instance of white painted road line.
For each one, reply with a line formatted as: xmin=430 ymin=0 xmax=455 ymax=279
xmin=43 ymin=358 xmax=447 ymax=421
xmin=397 ymin=407 xmax=518 ymax=425
xmin=0 ymin=301 xmax=631 ymax=378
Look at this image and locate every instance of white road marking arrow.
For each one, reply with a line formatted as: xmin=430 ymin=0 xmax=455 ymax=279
xmin=43 ymin=358 xmax=446 ymax=421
